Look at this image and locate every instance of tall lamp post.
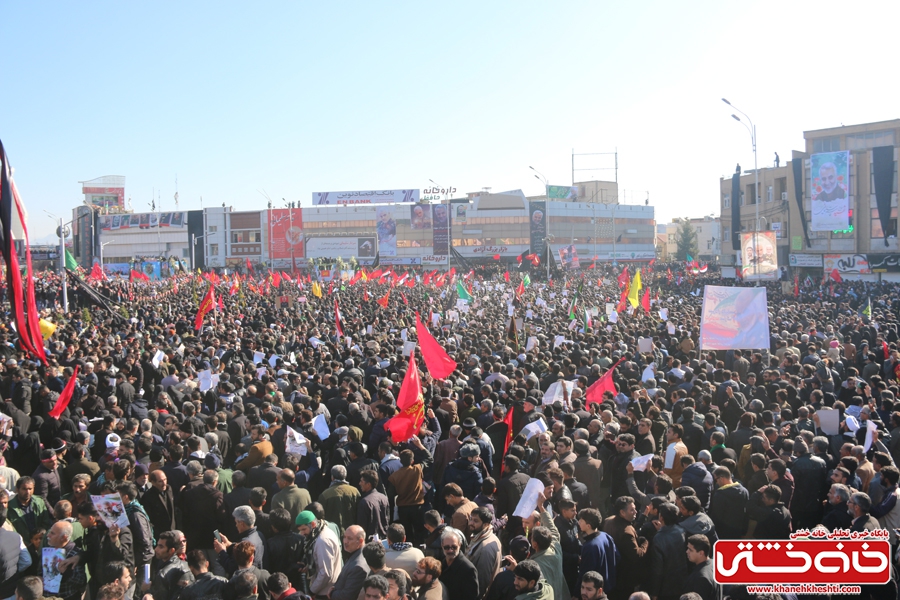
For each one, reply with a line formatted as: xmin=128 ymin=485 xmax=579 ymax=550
xmin=723 ymin=98 xmax=760 ymax=284
xmin=45 ymin=211 xmax=70 ymax=312
xmin=100 ymin=240 xmax=114 ymax=267
xmin=530 ymin=166 xmax=551 ymax=278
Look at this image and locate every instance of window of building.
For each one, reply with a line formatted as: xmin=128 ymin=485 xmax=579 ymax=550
xmin=812 ymin=136 xmax=841 ymax=153
xmin=208 ymin=225 xmax=217 ymax=232
xmin=869 ymin=160 xmax=899 ymax=194
xmin=231 ymin=230 xmax=261 ymax=243
xmin=723 ymin=194 xmax=731 ymax=209
xmin=870 ymin=207 xmax=898 ymax=238
xmin=847 ymin=131 xmax=895 ymax=151
xmin=740 ymin=192 xmax=745 ymax=206
xmin=724 ymin=229 xmax=730 ymax=241
xmin=696 ymin=226 xmax=702 ymax=233
xmin=767 ymin=186 xmax=773 ymax=202
xmin=209 ymin=244 xmax=218 ymax=255
xmin=707 ymin=240 xmax=712 ymax=249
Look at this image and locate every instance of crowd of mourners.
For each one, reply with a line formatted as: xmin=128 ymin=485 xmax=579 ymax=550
xmin=2 ymin=262 xmax=900 ymax=600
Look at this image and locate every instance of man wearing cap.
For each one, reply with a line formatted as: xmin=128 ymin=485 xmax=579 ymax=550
xmin=295 ymin=510 xmax=342 ymax=599
xmin=32 ymin=449 xmax=62 ymax=507
xmin=441 ymin=443 xmax=483 ymax=501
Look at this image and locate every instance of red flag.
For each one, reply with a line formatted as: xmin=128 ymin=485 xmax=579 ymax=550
xmin=384 ymin=358 xmax=425 ymax=441
xmin=400 ymin=291 xmax=409 ymax=305
xmin=271 ymin=271 xmax=282 ymax=288
xmin=516 ymin=255 xmax=523 ymax=264
xmin=130 ymin=269 xmax=149 ymax=282
xmin=217 ymin=293 xmax=224 ymax=312
xmin=282 ymin=271 xmax=292 ymax=283
xmin=648 ymin=258 xmax=656 ymax=267
xmin=793 ymin=275 xmax=799 ymax=298
xmin=405 ymin=277 xmax=415 ymax=289
xmin=884 ymin=340 xmax=890 ymax=361
xmin=423 ymin=271 xmax=433 ymax=285
xmin=335 ymin=299 xmax=344 ymax=337
xmin=503 ymin=271 xmax=510 ymax=283
xmin=516 ymin=280 xmax=525 ymax=298
xmin=617 ymin=267 xmax=629 ymax=288
xmin=830 ymin=268 xmax=842 ymax=283
xmin=641 ymin=288 xmax=651 ymax=312
xmin=501 ymin=405 xmax=516 ymax=473
xmin=229 ymin=279 xmax=239 ymax=296
xmin=588 ymin=262 xmax=596 ymax=269
xmin=245 ymin=258 xmax=254 ymax=276
xmin=667 ymin=268 xmax=673 ymax=283
xmin=363 ymin=288 xmax=370 ymax=302
xmin=492 ymin=254 xmax=501 ymax=260
xmin=195 ymin=284 xmax=216 ymax=330
xmin=88 ymin=263 xmax=106 ymax=281
xmin=370 ymin=268 xmax=383 ymax=280
xmin=585 ymin=357 xmax=625 ymax=407
xmin=415 ymin=312 xmax=457 ymax=379
xmin=377 ymin=289 xmax=390 ymax=308
xmin=48 ymin=366 xmax=80 ymax=420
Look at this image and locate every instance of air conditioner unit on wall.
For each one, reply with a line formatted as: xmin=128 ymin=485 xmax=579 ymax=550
xmin=781 ymin=192 xmax=788 ymax=201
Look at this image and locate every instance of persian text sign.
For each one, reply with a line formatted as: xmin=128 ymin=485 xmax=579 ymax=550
xmin=714 ymin=539 xmax=890 ymax=585
xmin=313 ymin=189 xmax=419 ymax=205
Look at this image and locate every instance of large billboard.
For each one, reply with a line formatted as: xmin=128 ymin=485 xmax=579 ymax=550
xmin=269 ymin=208 xmax=304 ymax=260
xmin=824 ymin=253 xmax=869 ymax=274
xmin=306 ymin=236 xmax=376 ymax=259
xmin=529 ymin=201 xmax=546 ymax=255
xmin=313 ymin=189 xmax=419 ymax=206
xmin=375 ymin=206 xmax=397 ymax=256
xmin=99 ymin=212 xmax=186 ymax=231
xmin=81 ymin=176 xmax=125 ymax=210
xmin=432 ymin=204 xmax=450 ymax=255
xmin=699 ymin=286 xmax=770 ymax=350
xmin=740 ymin=231 xmax=778 ymax=280
xmin=810 ymin=151 xmax=850 ymax=231
xmin=547 ymin=185 xmax=578 ymax=200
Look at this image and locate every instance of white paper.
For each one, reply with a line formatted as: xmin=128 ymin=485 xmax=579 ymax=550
xmin=667 ymin=322 xmax=676 ymax=335
xmin=298 ymin=296 xmax=307 ymax=303
xmin=508 ymin=305 xmax=515 ymax=317
xmin=664 ymin=443 xmax=677 ymax=469
xmin=403 ymin=342 xmax=417 ymax=357
xmin=549 ymin=292 xmax=556 ymax=299
xmin=818 ymin=409 xmax=841 ymax=436
xmin=152 ymin=350 xmax=165 ymax=369
xmin=659 ymin=308 xmax=668 ymax=321
xmin=210 ymin=374 xmax=220 ymax=390
xmin=367 ymin=325 xmax=374 ymax=335
xmin=522 ymin=419 xmax=548 ymax=441
xmin=448 ymin=310 xmax=459 ymax=322
xmin=432 ymin=313 xmax=441 ymax=327
xmin=256 ymin=367 xmax=267 ymax=379
xmin=456 ymin=299 xmax=469 ymax=309
xmin=526 ymin=337 xmax=538 ymax=352
xmin=42 ymin=547 xmax=66 ymax=593
xmin=198 ymin=370 xmax=213 ymax=392
xmin=631 ymin=453 xmax=654 ymax=472
xmin=308 ymin=337 xmax=322 ymax=348
xmin=553 ymin=335 xmax=565 ymax=349
xmin=609 ymin=312 xmax=618 ymax=324
xmin=401 ymin=328 xmax=408 ymax=342
xmin=109 ymin=378 xmax=117 ymax=388
xmin=864 ymin=420 xmax=878 ymax=453
xmin=605 ymin=303 xmax=615 ymax=316
xmin=638 ymin=338 xmax=652 ymax=353
xmin=253 ymin=351 xmax=265 ymax=365
xmin=269 ymin=354 xmax=279 ymax=368
xmin=543 ymin=380 xmax=575 ymax=406
xmin=176 ymin=344 xmax=185 ymax=356
xmin=289 ymin=352 xmax=297 ymax=364
xmin=312 ymin=414 xmax=330 ymax=440
xmin=513 ymin=478 xmax=546 ymax=519
xmin=286 ymin=427 xmax=308 ymax=456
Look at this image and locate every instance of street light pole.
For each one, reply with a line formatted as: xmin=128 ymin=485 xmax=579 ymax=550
xmin=723 ymin=98 xmax=759 ymax=284
xmin=46 ymin=212 xmax=69 ymax=312
xmin=530 ymin=167 xmax=551 ymax=279
xmin=100 ymin=240 xmax=114 ymax=268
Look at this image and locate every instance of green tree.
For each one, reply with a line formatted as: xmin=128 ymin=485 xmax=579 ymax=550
xmin=675 ymin=220 xmax=699 ymax=261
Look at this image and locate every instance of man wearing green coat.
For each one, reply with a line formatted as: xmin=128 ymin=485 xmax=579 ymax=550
xmin=523 ymin=487 xmax=571 ymax=600
xmin=205 ymin=454 xmax=234 ymax=494
xmin=318 ymin=465 xmax=360 ymax=535
xmin=8 ymin=477 xmax=52 ymax=541
xmin=271 ymin=468 xmax=311 ymax=524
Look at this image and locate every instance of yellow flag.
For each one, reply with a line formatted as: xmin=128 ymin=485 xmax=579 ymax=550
xmin=39 ymin=319 xmax=57 ymax=340
xmin=312 ymin=281 xmax=323 ymax=298
xmin=627 ymin=269 xmax=642 ymax=308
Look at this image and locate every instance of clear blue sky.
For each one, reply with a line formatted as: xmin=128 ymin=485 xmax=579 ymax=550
xmin=3 ymin=1 xmax=898 ymax=240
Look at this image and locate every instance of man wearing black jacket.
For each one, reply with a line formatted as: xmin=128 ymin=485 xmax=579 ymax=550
xmin=748 ymin=485 xmax=792 ymax=539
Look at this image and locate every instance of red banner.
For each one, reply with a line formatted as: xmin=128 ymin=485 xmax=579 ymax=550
xmin=268 ymin=208 xmax=304 ymax=260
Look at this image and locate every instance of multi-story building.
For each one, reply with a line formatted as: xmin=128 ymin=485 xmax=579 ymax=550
xmin=656 ymin=217 xmax=721 ymax=263
xmin=720 ymin=118 xmax=899 ymax=281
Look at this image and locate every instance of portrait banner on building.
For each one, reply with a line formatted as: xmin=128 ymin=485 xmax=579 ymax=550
xmin=699 ymin=286 xmax=770 ymax=350
xmin=410 ymin=205 xmax=432 ymax=230
xmin=740 ymin=232 xmax=778 ymax=280
xmin=313 ymin=189 xmax=419 ymax=205
xmin=810 ymin=151 xmax=850 ymax=231
xmin=269 ymin=208 xmax=304 ymax=260
xmin=529 ymin=201 xmax=546 ymax=255
xmin=546 ymin=185 xmax=578 ymax=200
xmin=376 ymin=206 xmax=398 ymax=256
xmin=305 ymin=236 xmax=376 ymax=259
xmin=99 ymin=211 xmax=186 ymax=231
xmin=432 ymin=204 xmax=450 ymax=255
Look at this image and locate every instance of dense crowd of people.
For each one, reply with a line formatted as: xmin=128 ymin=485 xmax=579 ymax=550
xmin=1 ymin=262 xmax=900 ymax=600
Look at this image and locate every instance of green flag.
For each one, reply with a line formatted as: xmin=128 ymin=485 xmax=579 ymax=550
xmin=456 ymin=280 xmax=474 ymax=302
xmin=568 ymin=280 xmax=583 ymax=319
xmin=64 ymin=249 xmax=78 ymax=270
xmin=523 ymin=274 xmax=531 ymax=287
xmin=863 ymin=298 xmax=872 ymax=318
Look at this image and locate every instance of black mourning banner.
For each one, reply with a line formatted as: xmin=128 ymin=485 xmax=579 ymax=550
xmin=873 ymin=146 xmax=896 ymax=247
xmin=731 ymin=173 xmax=741 ymax=251
xmin=793 ymin=159 xmax=811 ymax=249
